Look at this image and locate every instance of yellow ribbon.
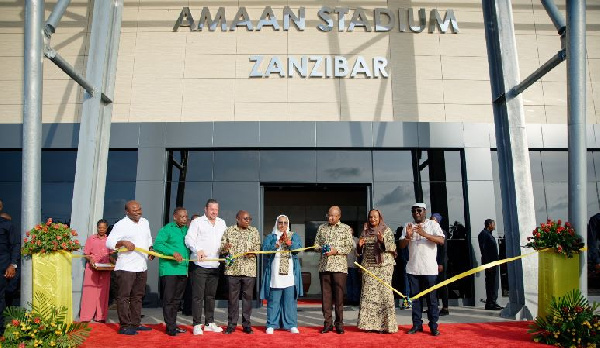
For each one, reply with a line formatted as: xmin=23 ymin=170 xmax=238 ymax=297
xmin=114 ymin=245 xmax=317 ymax=263
xmin=354 ymin=261 xmax=407 ymax=298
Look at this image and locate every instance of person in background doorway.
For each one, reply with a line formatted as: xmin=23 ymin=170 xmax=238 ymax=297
xmin=260 ymin=214 xmax=303 ymax=334
xmin=478 ymin=219 xmax=503 ymax=310
xmin=80 ymin=219 xmax=112 ymax=323
xmin=356 ymin=209 xmax=398 ymax=334
xmin=345 ymin=234 xmax=360 ymax=306
xmin=400 ymin=203 xmax=445 ymax=337
xmin=431 ymin=213 xmax=449 ymax=316
xmin=0 ymin=212 xmax=19 ymax=308
xmin=314 ymin=206 xmax=354 ymax=335
xmin=153 ymin=207 xmax=189 ymax=336
xmin=0 ymin=206 xmax=19 ymax=331
xmin=221 ymin=210 xmax=261 ymax=335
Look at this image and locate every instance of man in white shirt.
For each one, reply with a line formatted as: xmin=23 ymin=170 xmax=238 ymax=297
xmin=106 ymin=200 xmax=154 ymax=336
xmin=184 ymin=198 xmax=227 ymax=335
xmin=399 ymin=202 xmax=445 ymax=337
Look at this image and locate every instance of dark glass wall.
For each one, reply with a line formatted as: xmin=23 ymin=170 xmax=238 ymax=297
xmin=0 ymin=150 xmax=138 ymax=233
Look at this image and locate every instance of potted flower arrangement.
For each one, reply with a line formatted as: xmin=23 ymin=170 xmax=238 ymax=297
xmin=528 ymin=289 xmax=599 ymax=347
xmin=524 ymin=219 xmax=584 ymax=258
xmin=21 ymin=218 xmax=81 ymax=324
xmin=1 ymin=292 xmax=90 ymax=347
xmin=525 ymin=219 xmax=584 ymax=319
xmin=22 ymin=218 xmax=81 ymax=255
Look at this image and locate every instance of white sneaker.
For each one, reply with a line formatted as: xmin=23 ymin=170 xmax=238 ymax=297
xmin=290 ymin=327 xmax=300 ymax=334
xmin=193 ymin=324 xmax=203 ymax=335
xmin=204 ymin=323 xmax=223 ymax=333
xmin=266 ymin=327 xmax=274 ymax=334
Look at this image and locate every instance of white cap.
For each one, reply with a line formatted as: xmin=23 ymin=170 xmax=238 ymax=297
xmin=412 ymin=202 xmax=427 ymax=210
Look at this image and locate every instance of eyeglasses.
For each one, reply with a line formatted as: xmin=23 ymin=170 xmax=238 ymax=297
xmin=411 ymin=208 xmax=425 ymax=213
xmin=277 ymin=221 xmax=289 ymax=225
xmin=241 ymin=217 xmax=253 ymax=221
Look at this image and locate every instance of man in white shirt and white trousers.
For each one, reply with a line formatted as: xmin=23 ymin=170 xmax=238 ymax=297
xmin=106 ymin=200 xmax=154 ymax=336
xmin=399 ymin=202 xmax=445 ymax=337
xmin=185 ymin=198 xmax=227 ymax=335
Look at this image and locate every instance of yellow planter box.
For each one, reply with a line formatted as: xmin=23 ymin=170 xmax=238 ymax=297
xmin=537 ymin=250 xmax=580 ymax=319
xmin=32 ymin=251 xmax=73 ymax=323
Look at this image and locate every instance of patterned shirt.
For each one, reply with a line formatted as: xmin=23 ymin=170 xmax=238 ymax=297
xmin=314 ymin=222 xmax=354 ymax=273
xmin=221 ymin=225 xmax=261 ymax=277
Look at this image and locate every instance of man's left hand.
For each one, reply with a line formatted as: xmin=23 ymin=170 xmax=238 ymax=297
xmin=438 ymin=265 xmax=443 ymax=273
xmin=4 ymin=265 xmax=16 ymax=279
xmin=173 ymin=252 xmax=183 ymax=262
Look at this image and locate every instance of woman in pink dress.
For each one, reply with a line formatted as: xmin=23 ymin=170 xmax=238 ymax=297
xmin=79 ymin=219 xmax=112 ymax=322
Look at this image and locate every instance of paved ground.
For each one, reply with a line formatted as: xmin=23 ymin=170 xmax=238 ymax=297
xmin=105 ymin=303 xmax=515 ymax=328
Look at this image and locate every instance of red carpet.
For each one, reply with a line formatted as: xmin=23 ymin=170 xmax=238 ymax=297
xmin=81 ymin=321 xmax=539 ymax=348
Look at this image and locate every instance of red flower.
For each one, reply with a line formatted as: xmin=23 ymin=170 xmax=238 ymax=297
xmin=33 ymin=317 xmax=41 ymax=324
xmin=557 ymin=219 xmax=562 ymax=226
xmin=557 ymin=245 xmax=563 ymax=252
xmin=71 ymin=230 xmax=77 ymax=236
xmin=12 ymin=319 xmax=19 ymax=326
xmin=56 ymin=235 xmax=62 ymax=240
xmin=19 ymin=343 xmax=25 ymax=348
xmin=75 ymin=240 xmax=80 ymax=244
xmin=26 ymin=231 xmax=30 ymax=237
xmin=61 ymin=243 xmax=67 ymax=249
xmin=46 ymin=218 xmax=53 ymax=226
xmin=24 ymin=238 xmax=28 ymax=243
xmin=36 ymin=241 xmax=41 ymax=246
xmin=565 ymin=222 xmax=571 ymax=228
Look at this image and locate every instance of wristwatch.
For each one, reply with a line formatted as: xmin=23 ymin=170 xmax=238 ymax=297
xmin=11 ymin=264 xmax=17 ymax=269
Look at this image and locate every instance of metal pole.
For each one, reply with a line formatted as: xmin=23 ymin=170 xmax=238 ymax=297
xmin=566 ymin=0 xmax=587 ymax=297
xmin=45 ymin=0 xmax=71 ymax=36
xmin=541 ymin=0 xmax=566 ymax=34
xmin=22 ymin=0 xmax=44 ymax=307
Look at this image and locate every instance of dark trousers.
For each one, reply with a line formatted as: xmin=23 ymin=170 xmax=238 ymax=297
xmin=408 ymin=274 xmax=439 ymax=330
xmin=319 ymin=272 xmax=347 ymax=327
xmin=436 ymin=270 xmax=449 ymax=308
xmin=191 ymin=265 xmax=220 ymax=326
xmin=181 ymin=262 xmax=194 ymax=315
xmin=160 ymin=275 xmax=187 ymax=333
xmin=115 ymin=270 xmax=147 ymax=329
xmin=346 ymin=268 xmax=360 ymax=304
xmin=484 ymin=266 xmax=499 ymax=304
xmin=0 ymin=275 xmax=7 ymax=329
xmin=226 ymin=275 xmax=255 ymax=328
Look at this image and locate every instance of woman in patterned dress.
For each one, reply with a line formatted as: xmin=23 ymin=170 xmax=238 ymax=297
xmin=260 ymin=214 xmax=303 ymax=334
xmin=357 ymin=209 xmax=398 ymax=333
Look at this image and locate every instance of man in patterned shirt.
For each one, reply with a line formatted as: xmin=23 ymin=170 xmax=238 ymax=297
xmin=314 ymin=206 xmax=354 ymax=334
xmin=220 ymin=210 xmax=261 ymax=334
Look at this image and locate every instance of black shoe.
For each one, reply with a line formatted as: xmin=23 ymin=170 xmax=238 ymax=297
xmin=135 ymin=326 xmax=152 ymax=331
xmin=242 ymin=327 xmax=254 ymax=334
xmin=439 ymin=308 xmax=450 ymax=316
xmin=431 ymin=329 xmax=441 ymax=336
xmin=485 ymin=303 xmax=503 ymax=310
xmin=223 ymin=327 xmax=235 ymax=334
xmin=320 ymin=326 xmax=333 ymax=334
xmin=175 ymin=327 xmax=187 ymax=334
xmin=166 ymin=330 xmax=177 ymax=336
xmin=118 ymin=327 xmax=138 ymax=335
xmin=406 ymin=326 xmax=423 ymax=334
xmin=335 ymin=325 xmax=345 ymax=334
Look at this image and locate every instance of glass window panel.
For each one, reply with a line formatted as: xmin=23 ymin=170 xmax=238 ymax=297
xmin=529 ymin=151 xmax=543 ymax=182
xmin=444 ymin=151 xmax=463 ymax=182
xmin=107 ymin=150 xmax=138 ymax=182
xmin=372 ymin=151 xmax=413 ymax=182
xmin=593 ymin=152 xmax=600 ymax=182
xmin=588 ymin=183 xmax=600 ymax=221
xmin=588 ymin=152 xmax=596 ymax=183
xmin=212 ymin=182 xmax=260 ymax=228
xmin=0 ymin=151 xmax=22 ymax=182
xmin=414 ymin=150 xmax=429 ymax=182
xmin=185 ymin=151 xmax=213 ymax=182
xmin=0 ymin=182 xmax=22 ymax=233
xmin=446 ymin=182 xmax=467 ymax=236
xmin=104 ymin=182 xmax=136 ymax=225
xmin=213 ymin=151 xmax=259 ymax=182
xmin=372 ymin=182 xmax=415 ymax=230
xmin=543 ymin=182 xmax=568 ymax=222
xmin=41 ymin=151 xmax=77 ymax=183
xmin=317 ymin=151 xmax=372 ymax=183
xmin=41 ymin=182 xmax=74 ymax=224
xmin=260 ymin=150 xmax=316 ymax=182
xmin=533 ymin=182 xmax=548 ymax=224
xmin=541 ymin=151 xmax=568 ymax=182
xmin=166 ymin=182 xmax=213 ymax=219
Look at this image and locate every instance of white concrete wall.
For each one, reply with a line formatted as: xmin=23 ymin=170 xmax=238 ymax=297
xmin=0 ymin=0 xmax=599 ymax=123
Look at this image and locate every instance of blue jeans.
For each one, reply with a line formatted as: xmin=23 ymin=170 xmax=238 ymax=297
xmin=408 ymin=274 xmax=439 ymax=330
xmin=266 ymin=286 xmax=298 ymax=329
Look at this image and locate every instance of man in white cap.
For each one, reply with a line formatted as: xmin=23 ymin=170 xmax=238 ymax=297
xmin=399 ymin=203 xmax=445 ymax=336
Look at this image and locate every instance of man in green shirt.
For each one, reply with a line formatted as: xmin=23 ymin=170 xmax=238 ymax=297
xmin=153 ymin=207 xmax=190 ymax=336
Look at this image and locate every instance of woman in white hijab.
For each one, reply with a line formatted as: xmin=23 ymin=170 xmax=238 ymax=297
xmin=260 ymin=214 xmax=303 ymax=334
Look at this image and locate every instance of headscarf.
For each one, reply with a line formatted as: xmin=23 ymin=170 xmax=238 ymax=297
xmin=361 ymin=209 xmax=388 ymax=238
xmin=273 ymin=214 xmax=292 ymax=275
xmin=431 ymin=213 xmax=443 ymax=224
